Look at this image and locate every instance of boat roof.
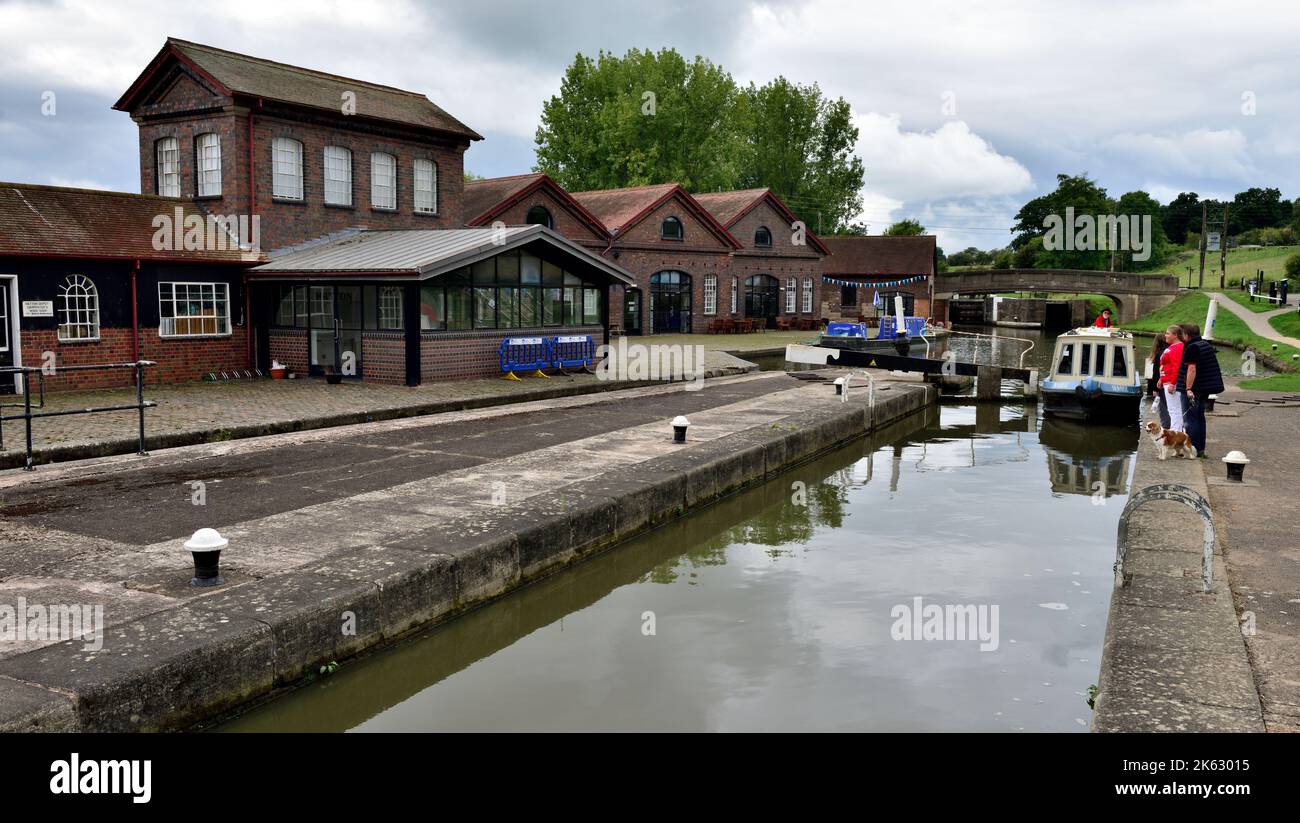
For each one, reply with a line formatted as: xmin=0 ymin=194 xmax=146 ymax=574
xmin=1057 ymin=327 xmax=1134 ymax=341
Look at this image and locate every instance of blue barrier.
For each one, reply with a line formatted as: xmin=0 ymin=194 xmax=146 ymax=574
xmin=826 ymin=322 xmax=868 ymax=338
xmin=551 ymin=335 xmax=596 ymax=373
xmin=878 ymin=317 xmax=926 ymax=338
xmin=500 ymin=337 xmax=551 ymax=380
xmin=905 ymin=317 xmax=926 ymax=336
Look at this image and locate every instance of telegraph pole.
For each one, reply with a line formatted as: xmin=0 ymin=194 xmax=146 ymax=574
xmin=1219 ymin=203 xmax=1230 ymax=289
xmin=1197 ymin=202 xmax=1207 ymax=289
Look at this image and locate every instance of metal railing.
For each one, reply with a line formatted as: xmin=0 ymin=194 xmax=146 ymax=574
xmin=1114 ymin=483 xmax=1215 ymax=593
xmin=0 ymin=360 xmax=156 ymax=471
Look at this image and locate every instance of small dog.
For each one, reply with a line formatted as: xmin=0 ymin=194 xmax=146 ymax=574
xmin=1144 ymin=420 xmax=1197 ymax=460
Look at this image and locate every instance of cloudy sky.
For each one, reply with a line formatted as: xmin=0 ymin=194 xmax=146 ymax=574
xmin=1 ymin=0 xmax=1296 ymax=251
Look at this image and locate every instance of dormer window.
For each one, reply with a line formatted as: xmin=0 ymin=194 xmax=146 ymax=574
xmin=195 ymin=133 xmax=221 ymax=197
xmin=371 ymin=152 xmax=396 ymax=210
xmin=755 ymin=226 xmax=772 ymax=247
xmin=271 ymin=137 xmax=303 ymax=200
xmin=661 ymin=216 xmax=683 ymax=240
xmin=526 ymin=205 xmax=553 ymax=229
xmin=155 ymin=137 xmax=180 ymax=197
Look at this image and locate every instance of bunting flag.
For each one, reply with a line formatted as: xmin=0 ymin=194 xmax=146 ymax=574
xmin=821 ymin=274 xmax=929 ymax=288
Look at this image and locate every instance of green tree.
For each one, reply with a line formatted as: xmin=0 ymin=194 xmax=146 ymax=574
xmin=883 ymin=218 xmax=926 ymax=236
xmin=534 ymin=52 xmax=865 ymax=232
xmin=1160 ymin=191 xmax=1201 ymax=245
xmin=1011 ymin=173 xmax=1113 ymax=269
xmin=1230 ymin=187 xmax=1286 ymax=233
xmin=1113 ymin=190 xmax=1172 ymax=271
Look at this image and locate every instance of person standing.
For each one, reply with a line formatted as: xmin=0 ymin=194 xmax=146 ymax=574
xmin=1148 ymin=332 xmax=1172 ymax=429
xmin=1094 ymin=308 xmax=1113 ymax=328
xmin=1176 ymin=324 xmax=1225 ymax=458
xmin=1159 ymin=325 xmax=1185 ymax=432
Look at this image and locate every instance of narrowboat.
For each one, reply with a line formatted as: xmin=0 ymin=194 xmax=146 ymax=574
xmin=1040 ymin=327 xmax=1143 ymax=421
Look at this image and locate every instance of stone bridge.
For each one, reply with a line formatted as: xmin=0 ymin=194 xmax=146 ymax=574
xmin=935 ymin=269 xmax=1179 ymax=323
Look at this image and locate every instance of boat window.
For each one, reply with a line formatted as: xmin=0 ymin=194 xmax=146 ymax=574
xmin=1111 ymin=345 xmax=1128 ymax=378
xmin=1056 ymin=343 xmax=1075 ymax=375
xmin=1094 ymin=344 xmax=1108 ymax=376
xmin=1080 ymin=344 xmax=1092 ymax=375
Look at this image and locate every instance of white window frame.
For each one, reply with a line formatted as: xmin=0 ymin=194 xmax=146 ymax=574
xmin=58 ymin=274 xmax=100 ymax=341
xmin=324 ymin=146 xmax=352 ymax=206
xmin=730 ymin=276 xmax=738 ymax=314
xmin=371 ymin=152 xmax=396 ymax=210
xmin=703 ymin=274 xmax=717 ymax=315
xmin=786 ymin=277 xmax=796 ymax=314
xmin=379 ymin=285 xmax=404 ymax=328
xmin=158 ymin=281 xmax=232 ymax=338
xmin=272 ymin=137 xmax=303 ymax=200
xmin=413 ymin=158 xmax=437 ymax=214
xmin=802 ymin=278 xmax=813 ymax=313
xmin=156 ymin=137 xmax=180 ymax=197
xmin=196 ymin=133 xmax=222 ymax=197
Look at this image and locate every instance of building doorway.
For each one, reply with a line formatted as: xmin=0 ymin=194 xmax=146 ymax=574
xmin=650 ymin=271 xmax=691 ymax=333
xmin=623 ymin=288 xmax=642 ymax=335
xmin=0 ymin=276 xmax=16 ymax=394
xmin=744 ymin=274 xmax=779 ymax=328
xmin=308 ymin=285 xmax=363 ymax=377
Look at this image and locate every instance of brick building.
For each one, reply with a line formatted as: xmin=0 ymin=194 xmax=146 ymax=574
xmin=818 ymin=235 xmax=939 ymax=324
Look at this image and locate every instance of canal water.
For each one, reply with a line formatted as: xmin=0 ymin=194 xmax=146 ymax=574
xmin=222 ymin=393 xmax=1139 ymax=733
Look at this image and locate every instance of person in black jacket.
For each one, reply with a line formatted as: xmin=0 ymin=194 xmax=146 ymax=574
xmin=1176 ymin=324 xmax=1225 ymax=457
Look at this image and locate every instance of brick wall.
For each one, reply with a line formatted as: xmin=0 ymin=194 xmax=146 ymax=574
xmin=420 ymin=326 xmax=600 ymax=382
xmin=725 ymin=199 xmax=824 ymax=321
xmin=19 ymin=326 xmax=249 ymax=390
xmin=268 ymin=328 xmax=309 ymax=375
xmin=472 ymin=188 xmax=607 ymax=246
xmin=361 ymin=331 xmax=406 ymax=384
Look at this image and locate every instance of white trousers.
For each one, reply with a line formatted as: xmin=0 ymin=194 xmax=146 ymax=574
xmin=1163 ymin=384 xmax=1184 ymax=432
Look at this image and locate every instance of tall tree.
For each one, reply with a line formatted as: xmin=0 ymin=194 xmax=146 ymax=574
xmin=534 ymin=51 xmax=865 ymax=232
xmin=1160 ymin=191 xmax=1201 ymax=245
xmin=1011 ymin=173 xmax=1113 ymax=269
xmin=1114 ymin=190 xmax=1172 ymax=271
xmin=1230 ymin=187 xmax=1286 ymax=233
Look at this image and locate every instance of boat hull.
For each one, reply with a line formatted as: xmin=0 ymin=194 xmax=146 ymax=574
xmin=1041 ymin=388 xmax=1141 ymax=423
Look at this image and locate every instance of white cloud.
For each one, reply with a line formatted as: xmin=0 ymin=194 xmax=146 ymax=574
xmin=1103 ymin=129 xmax=1253 ymax=179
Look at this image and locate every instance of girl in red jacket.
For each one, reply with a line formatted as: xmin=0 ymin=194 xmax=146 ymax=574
xmin=1158 ymin=325 xmax=1185 ymax=432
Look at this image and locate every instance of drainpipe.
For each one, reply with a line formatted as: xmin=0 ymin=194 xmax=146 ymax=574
xmin=245 ymin=99 xmax=261 ymax=367
xmin=130 ymin=259 xmax=140 ymax=361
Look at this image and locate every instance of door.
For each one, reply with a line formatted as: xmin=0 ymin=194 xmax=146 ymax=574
xmin=308 ymin=285 xmax=363 ymax=377
xmin=650 ymin=271 xmax=691 ymax=333
xmin=0 ymin=279 xmax=14 ymax=394
xmin=622 ymin=288 xmax=642 ymax=335
xmin=745 ymin=274 xmax=779 ymax=328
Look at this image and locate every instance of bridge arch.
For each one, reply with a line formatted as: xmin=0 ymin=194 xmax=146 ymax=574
xmin=934 ymin=269 xmax=1179 ymax=324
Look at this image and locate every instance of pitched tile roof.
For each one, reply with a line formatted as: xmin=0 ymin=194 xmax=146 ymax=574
xmin=0 ymin=182 xmax=262 ymax=263
xmin=692 ymin=188 xmax=771 ymax=226
xmin=820 ymin=235 xmax=936 ymax=276
xmin=116 ymin=38 xmax=481 ymax=141
xmin=568 ymin=183 xmax=681 ymax=233
xmin=463 ymin=174 xmax=547 ymax=225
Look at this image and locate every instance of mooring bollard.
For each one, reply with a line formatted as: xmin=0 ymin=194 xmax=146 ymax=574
xmin=672 ymin=415 xmax=690 ymax=443
xmin=1206 ymin=394 xmax=1217 ymax=412
xmin=186 ymin=528 xmax=228 ymax=587
xmin=1222 ymin=451 xmax=1250 ymax=482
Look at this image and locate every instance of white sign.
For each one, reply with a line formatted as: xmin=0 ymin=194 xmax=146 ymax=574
xmin=1206 ymin=232 xmax=1221 ymax=252
xmin=22 ymin=300 xmax=53 ymax=317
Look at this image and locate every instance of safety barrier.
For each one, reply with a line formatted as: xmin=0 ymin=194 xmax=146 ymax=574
xmin=879 ymin=316 xmax=927 ymax=338
xmin=551 ymin=335 xmax=596 ymax=374
xmin=499 ymin=337 xmax=551 ymax=380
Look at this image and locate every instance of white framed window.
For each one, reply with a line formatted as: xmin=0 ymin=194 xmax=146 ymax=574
xmin=413 ymin=158 xmax=437 ymax=214
xmin=196 ymin=133 xmax=221 ymax=196
xmin=786 ymin=277 xmax=797 ymax=313
xmin=156 ymin=137 xmax=180 ymax=197
xmin=371 ymin=152 xmax=396 ymax=209
xmin=272 ymin=138 xmax=303 ymax=200
xmin=730 ymin=276 xmax=738 ymax=313
xmin=159 ymin=282 xmax=231 ymax=337
xmin=58 ymin=275 xmax=100 ymax=341
xmin=379 ymin=285 xmax=403 ymax=328
xmin=703 ymin=274 xmax=717 ymax=315
xmin=802 ymin=278 xmax=813 ymax=313
xmin=324 ymin=146 xmax=352 ymax=206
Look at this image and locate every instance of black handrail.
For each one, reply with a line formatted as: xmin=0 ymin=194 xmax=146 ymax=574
xmin=0 ymin=360 xmax=157 ymax=471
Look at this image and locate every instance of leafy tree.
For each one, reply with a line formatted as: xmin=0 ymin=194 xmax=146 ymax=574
xmin=1291 ymin=198 xmax=1300 ymax=232
xmin=1230 ymin=187 xmax=1286 ymax=233
xmin=464 ymin=171 xmax=485 ymax=183
xmin=1160 ymin=191 xmax=1201 ymax=245
xmin=1113 ymin=190 xmax=1172 ymax=270
xmin=534 ymin=51 xmax=865 ymax=232
xmin=1286 ymin=252 xmax=1300 ymax=281
xmin=883 ymin=219 xmax=926 ymax=236
xmin=1011 ymin=173 xmax=1112 ymax=269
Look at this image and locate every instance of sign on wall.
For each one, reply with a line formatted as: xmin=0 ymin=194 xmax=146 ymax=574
xmin=22 ymin=300 xmax=54 ymax=317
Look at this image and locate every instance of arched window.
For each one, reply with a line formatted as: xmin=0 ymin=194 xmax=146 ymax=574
xmin=271 ymin=137 xmax=303 ymax=200
xmin=414 ymin=158 xmax=437 ymax=214
xmin=58 ymin=275 xmax=100 ymax=341
xmin=155 ymin=137 xmax=180 ymax=197
xmin=755 ymin=226 xmax=773 ymax=247
xmin=371 ymin=152 xmax=397 ymax=209
xmin=525 ymin=205 xmax=553 ymax=229
xmin=661 ymin=216 xmax=683 ymax=240
xmin=195 ymin=133 xmax=221 ymax=196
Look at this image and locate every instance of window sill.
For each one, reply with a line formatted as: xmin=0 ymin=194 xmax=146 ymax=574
xmin=413 ymin=209 xmax=440 ymax=218
xmin=56 ymin=336 xmax=101 ymax=344
xmin=195 ymin=194 xmax=224 ymax=202
xmin=660 ymin=236 xmax=684 ymax=242
xmin=158 ymin=332 xmax=233 ymax=340
xmin=271 ymin=197 xmax=306 ymax=205
xmin=324 ymin=202 xmax=355 ymax=210
xmin=370 ymin=206 xmax=398 ymax=214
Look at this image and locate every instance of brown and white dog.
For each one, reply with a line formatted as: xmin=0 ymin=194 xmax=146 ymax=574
xmin=1144 ymin=420 xmax=1197 ymax=460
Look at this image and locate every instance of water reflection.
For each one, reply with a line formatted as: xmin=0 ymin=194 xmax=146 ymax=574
xmin=221 ymin=402 xmax=1134 ymax=733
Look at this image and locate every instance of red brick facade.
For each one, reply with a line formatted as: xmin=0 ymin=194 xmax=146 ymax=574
xmin=420 ymin=326 xmax=601 ymax=382
xmin=20 ymin=326 xmax=249 ymax=390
